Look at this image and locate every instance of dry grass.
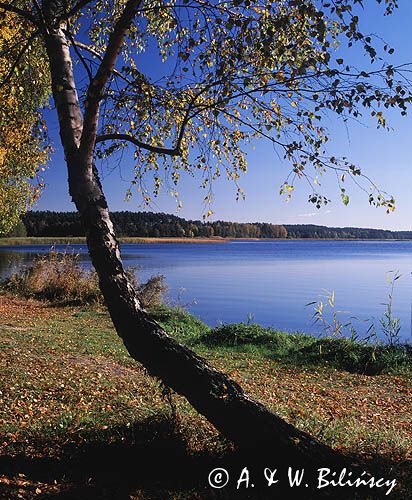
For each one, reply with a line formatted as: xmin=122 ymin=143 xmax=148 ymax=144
xmin=3 ymin=249 xmax=102 ymax=305
xmin=136 ymin=274 xmax=168 ymax=309
xmin=2 ymin=249 xmax=168 ymax=308
xmin=0 ymin=236 xmax=227 ymax=246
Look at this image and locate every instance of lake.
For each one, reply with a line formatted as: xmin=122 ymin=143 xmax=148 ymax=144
xmin=1 ymin=240 xmax=412 ymax=342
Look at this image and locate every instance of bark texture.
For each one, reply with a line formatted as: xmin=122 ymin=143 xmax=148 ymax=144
xmin=43 ymin=4 xmax=352 ymax=470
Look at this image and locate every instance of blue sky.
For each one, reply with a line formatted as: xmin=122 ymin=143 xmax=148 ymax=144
xmin=36 ymin=1 xmax=412 ymax=229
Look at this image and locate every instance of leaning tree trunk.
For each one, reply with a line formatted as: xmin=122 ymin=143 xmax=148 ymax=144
xmin=73 ymin=180 xmax=348 ymax=467
xmin=43 ymin=18 xmax=351 ymax=470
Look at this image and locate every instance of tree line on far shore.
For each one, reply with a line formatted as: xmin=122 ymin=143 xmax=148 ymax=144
xmin=2 ymin=212 xmax=412 ymax=240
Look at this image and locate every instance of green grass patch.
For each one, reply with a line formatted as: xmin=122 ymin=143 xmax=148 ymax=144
xmin=198 ymin=322 xmax=412 ymax=375
xmin=151 ymin=305 xmax=210 ymax=344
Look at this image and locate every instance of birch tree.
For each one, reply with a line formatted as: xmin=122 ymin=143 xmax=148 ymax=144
xmin=0 ymin=0 xmax=410 ymax=468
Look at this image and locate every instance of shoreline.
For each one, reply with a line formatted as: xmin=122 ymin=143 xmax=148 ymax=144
xmin=0 ymin=236 xmax=228 ymax=246
xmin=1 ymin=236 xmax=412 ymax=246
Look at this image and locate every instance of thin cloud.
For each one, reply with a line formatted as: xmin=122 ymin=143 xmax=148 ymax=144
xmin=298 ymin=209 xmax=332 ymax=217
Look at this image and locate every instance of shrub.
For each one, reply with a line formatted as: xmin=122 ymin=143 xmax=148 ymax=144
xmin=136 ymin=274 xmax=168 ymax=309
xmin=4 ymin=249 xmax=101 ymax=305
xmin=1 ymin=220 xmax=27 ymax=238
xmin=3 ymin=249 xmax=167 ymax=308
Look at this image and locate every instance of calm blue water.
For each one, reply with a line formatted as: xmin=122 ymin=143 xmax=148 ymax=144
xmin=1 ymin=240 xmax=412 ymax=342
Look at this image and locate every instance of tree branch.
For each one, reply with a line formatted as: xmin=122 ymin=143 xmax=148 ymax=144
xmin=96 ymin=133 xmax=181 ymax=156
xmin=59 ymin=0 xmax=94 ymax=22
xmin=0 ymin=2 xmax=38 ymax=25
xmin=79 ymin=0 xmax=144 ymax=162
xmin=72 ymin=40 xmax=146 ymax=89
xmin=0 ymin=30 xmax=39 ymax=90
xmin=32 ymin=0 xmax=49 ymax=32
xmin=65 ymin=29 xmax=93 ymax=82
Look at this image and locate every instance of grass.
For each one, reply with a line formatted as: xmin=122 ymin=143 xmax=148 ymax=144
xmin=196 ymin=322 xmax=412 ymax=375
xmin=0 ymin=294 xmax=411 ymax=498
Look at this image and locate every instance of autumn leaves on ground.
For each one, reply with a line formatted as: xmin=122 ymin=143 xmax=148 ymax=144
xmin=0 ymin=291 xmax=411 ymax=498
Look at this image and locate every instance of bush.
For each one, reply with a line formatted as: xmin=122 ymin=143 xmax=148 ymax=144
xmin=4 ymin=249 xmax=101 ymax=305
xmin=1 ymin=220 xmax=27 ymax=238
xmin=136 ymin=274 xmax=168 ymax=309
xmin=3 ymin=249 xmax=167 ymax=308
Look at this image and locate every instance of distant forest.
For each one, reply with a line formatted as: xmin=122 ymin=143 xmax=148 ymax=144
xmin=3 ymin=211 xmax=412 ymax=240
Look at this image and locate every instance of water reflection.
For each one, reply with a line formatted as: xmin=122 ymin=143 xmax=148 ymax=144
xmin=0 ymin=249 xmax=29 ymax=278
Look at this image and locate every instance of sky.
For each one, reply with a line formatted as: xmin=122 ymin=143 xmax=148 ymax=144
xmin=35 ymin=1 xmax=412 ymax=229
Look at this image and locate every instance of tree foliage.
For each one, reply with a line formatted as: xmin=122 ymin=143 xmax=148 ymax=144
xmin=80 ymin=0 xmax=410 ymax=213
xmin=20 ymin=209 xmax=289 ymax=238
xmin=0 ymin=9 xmax=50 ymax=234
xmin=18 ymin=210 xmax=412 ymax=239
xmin=1 ymin=1 xmax=410 ymax=218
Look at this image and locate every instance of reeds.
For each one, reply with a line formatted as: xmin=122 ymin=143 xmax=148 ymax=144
xmin=3 ymin=248 xmax=167 ymax=308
